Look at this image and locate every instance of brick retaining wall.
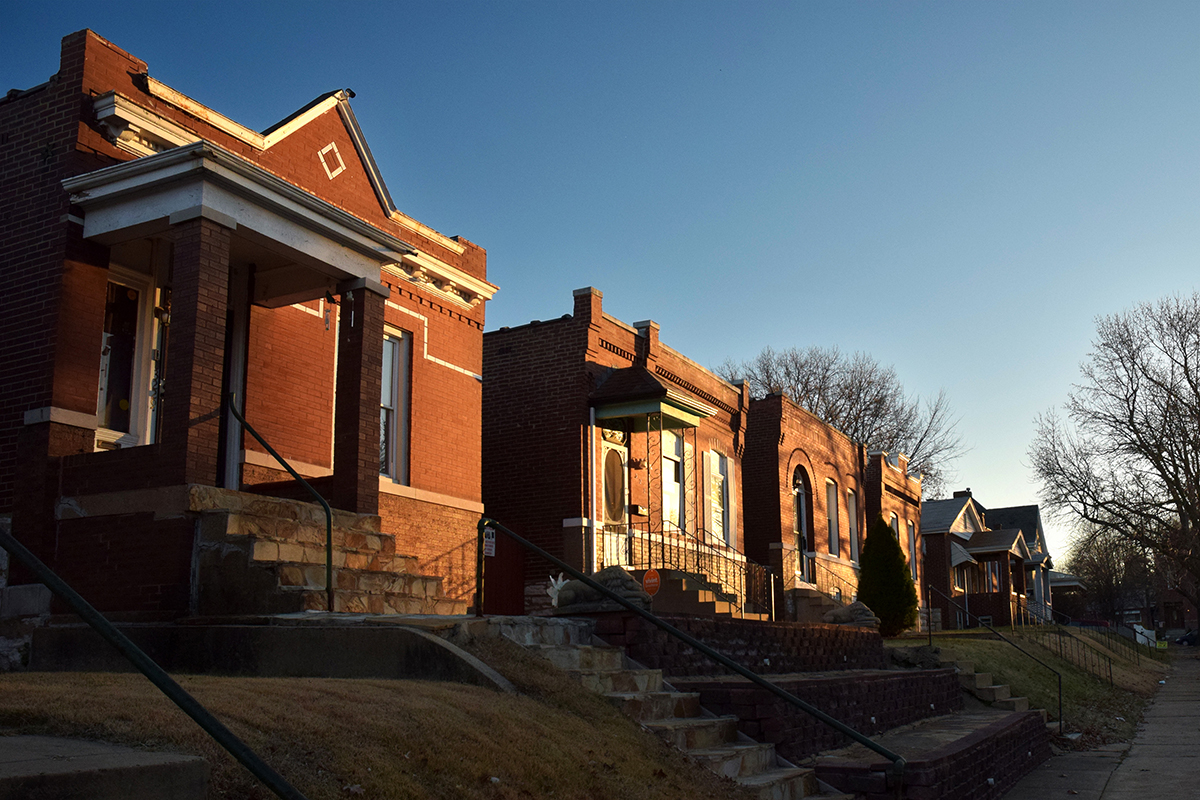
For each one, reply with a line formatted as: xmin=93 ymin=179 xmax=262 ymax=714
xmin=673 ymin=669 xmax=963 ymax=761
xmin=590 ymin=612 xmax=886 ymax=676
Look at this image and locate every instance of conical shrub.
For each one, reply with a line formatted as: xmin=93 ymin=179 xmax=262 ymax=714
xmin=857 ymin=514 xmax=918 ymax=636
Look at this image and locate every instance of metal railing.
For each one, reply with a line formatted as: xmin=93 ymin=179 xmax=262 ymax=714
xmin=927 ymin=584 xmax=1063 ymax=735
xmin=596 ymin=521 xmax=773 ymax=617
xmin=229 ymin=393 xmax=334 ymax=613
xmin=808 ymin=556 xmax=857 ymax=606
xmin=0 ymin=520 xmax=308 ymax=800
xmin=476 ymin=517 xmax=907 ymax=786
xmin=1014 ymin=598 xmax=1115 ymax=684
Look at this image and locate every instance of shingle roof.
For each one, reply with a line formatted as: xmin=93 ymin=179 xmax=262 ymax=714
xmin=919 ymin=497 xmax=972 ymax=533
xmin=965 ymin=528 xmax=1030 ymax=559
xmin=590 ymin=366 xmax=668 ymax=404
xmin=986 ymin=505 xmax=1043 ymax=548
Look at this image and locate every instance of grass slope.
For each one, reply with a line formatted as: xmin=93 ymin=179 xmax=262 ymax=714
xmin=898 ymin=631 xmax=1169 ymax=746
xmin=0 ymin=637 xmax=757 ymax=800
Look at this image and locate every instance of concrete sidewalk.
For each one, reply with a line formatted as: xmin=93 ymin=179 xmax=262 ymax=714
xmin=1002 ymin=650 xmax=1200 ymax=799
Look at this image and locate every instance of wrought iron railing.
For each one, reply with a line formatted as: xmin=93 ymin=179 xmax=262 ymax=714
xmin=1014 ymin=597 xmax=1114 ymax=686
xmin=596 ymin=521 xmax=773 ymax=617
xmin=0 ymin=520 xmax=308 ymax=799
xmin=476 ymin=517 xmax=907 ymax=786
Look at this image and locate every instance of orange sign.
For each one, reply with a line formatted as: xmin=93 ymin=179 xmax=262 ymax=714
xmin=642 ymin=568 xmax=661 ymax=597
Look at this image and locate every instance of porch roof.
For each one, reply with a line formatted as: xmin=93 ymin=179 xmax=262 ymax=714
xmin=950 ymin=541 xmax=977 ymax=567
xmin=964 ymin=528 xmax=1031 ymax=560
xmin=590 ymin=366 xmax=717 ymax=429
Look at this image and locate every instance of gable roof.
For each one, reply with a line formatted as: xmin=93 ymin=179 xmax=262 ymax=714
xmin=965 ymin=529 xmax=1031 ymax=560
xmin=986 ymin=504 xmax=1048 ymax=553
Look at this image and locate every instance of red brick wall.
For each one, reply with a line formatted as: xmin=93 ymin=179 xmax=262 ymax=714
xmin=380 ymin=493 xmax=477 ymax=602
xmin=482 ymin=288 xmax=748 ymax=613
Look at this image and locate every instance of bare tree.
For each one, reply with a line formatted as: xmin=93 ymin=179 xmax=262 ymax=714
xmin=718 ymin=346 xmax=965 ymax=498
xmin=1061 ymin=524 xmax=1154 ymax=623
xmin=1030 ymin=293 xmax=1200 ymax=612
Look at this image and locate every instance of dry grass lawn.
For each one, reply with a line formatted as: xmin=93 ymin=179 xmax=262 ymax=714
xmin=0 ymin=637 xmax=756 ymax=800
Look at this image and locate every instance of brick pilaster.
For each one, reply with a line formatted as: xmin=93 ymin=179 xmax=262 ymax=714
xmin=161 ymin=217 xmax=231 ymax=486
xmin=331 ymin=283 xmax=385 ymax=514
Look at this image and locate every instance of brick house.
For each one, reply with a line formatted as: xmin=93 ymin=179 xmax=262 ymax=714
xmin=986 ymin=504 xmax=1055 ymax=622
xmin=742 ymin=392 xmax=923 ymax=620
xmin=921 ymin=490 xmax=1036 ymax=629
xmin=0 ymin=30 xmax=495 ymax=617
xmin=481 ymin=287 xmax=757 ymax=615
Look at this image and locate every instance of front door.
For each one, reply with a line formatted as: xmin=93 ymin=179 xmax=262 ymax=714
xmin=600 ymin=436 xmax=630 ymax=567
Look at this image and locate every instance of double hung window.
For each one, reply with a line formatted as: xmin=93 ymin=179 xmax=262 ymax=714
xmin=380 ymin=330 xmax=412 ymax=483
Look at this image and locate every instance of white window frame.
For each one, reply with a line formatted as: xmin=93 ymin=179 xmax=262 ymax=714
xmin=704 ymin=450 xmax=735 ymax=546
xmin=662 ymin=430 xmax=684 ymax=532
xmin=826 ymin=479 xmax=839 ymax=557
xmin=846 ymin=489 xmax=859 ymax=562
xmin=907 ymin=519 xmax=917 ymax=581
xmin=95 ymin=265 xmax=160 ymax=451
xmin=380 ymin=327 xmax=412 ymax=484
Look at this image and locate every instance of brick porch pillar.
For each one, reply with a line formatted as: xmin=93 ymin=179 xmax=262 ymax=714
xmin=161 ymin=216 xmax=231 ymax=486
xmin=331 ymin=279 xmax=386 ymax=514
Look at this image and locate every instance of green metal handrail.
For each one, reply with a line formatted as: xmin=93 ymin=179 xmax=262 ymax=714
xmin=0 ymin=520 xmax=308 ymax=800
xmin=228 ymin=393 xmax=334 ymax=613
xmin=927 ymin=583 xmax=1063 ymax=735
xmin=475 ymin=517 xmax=907 ymax=787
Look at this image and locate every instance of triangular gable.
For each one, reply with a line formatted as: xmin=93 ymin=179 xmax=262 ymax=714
xmin=950 ymin=500 xmax=986 ymax=539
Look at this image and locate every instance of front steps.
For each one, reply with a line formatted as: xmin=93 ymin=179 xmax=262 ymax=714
xmin=630 ymin=569 xmax=771 ymax=621
xmin=787 ymin=586 xmax=844 ymax=624
xmin=191 ymin=488 xmax=465 ymax=616
xmin=523 ymin=641 xmax=833 ymax=799
xmin=942 ymin=658 xmax=1032 ymax=713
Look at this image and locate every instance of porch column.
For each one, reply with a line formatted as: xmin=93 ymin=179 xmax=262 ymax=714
xmin=161 ymin=216 xmax=231 ymax=486
xmin=331 ymin=278 xmax=386 ymax=514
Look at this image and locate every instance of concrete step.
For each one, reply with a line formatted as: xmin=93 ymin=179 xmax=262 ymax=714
xmin=735 ymin=766 xmax=822 ymax=800
xmin=958 ymin=671 xmax=993 ymax=690
xmin=606 ymin=691 xmax=701 ymax=721
xmin=995 ymin=696 xmax=1030 ymax=712
xmin=973 ymin=684 xmax=1011 ymax=703
xmin=275 ymin=563 xmax=443 ymax=596
xmin=689 ymin=741 xmax=777 ymax=779
xmin=566 ymin=668 xmax=663 ymax=694
xmin=0 ymin=735 xmax=207 ymax=799
xmin=530 ymin=644 xmax=625 ymax=671
xmin=939 ymin=658 xmax=974 ymax=673
xmin=643 ymin=715 xmax=738 ymax=750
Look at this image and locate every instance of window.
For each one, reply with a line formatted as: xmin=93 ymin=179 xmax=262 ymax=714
xmin=907 ymin=520 xmax=917 ymax=581
xmin=705 ymin=451 xmax=734 ymax=545
xmin=793 ymin=467 xmax=812 ymax=556
xmin=889 ymin=512 xmax=899 ymax=537
xmin=826 ymin=480 xmax=839 ymax=557
xmin=846 ymin=489 xmax=858 ymax=562
xmin=662 ymin=430 xmax=684 ymax=531
xmin=95 ymin=268 xmax=169 ymax=450
xmin=379 ymin=330 xmax=412 ymax=483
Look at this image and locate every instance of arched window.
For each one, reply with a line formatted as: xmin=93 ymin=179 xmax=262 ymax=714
xmin=889 ymin=512 xmax=899 ymax=536
xmin=792 ymin=467 xmax=814 ymax=554
xmin=846 ymin=489 xmax=859 ymax=562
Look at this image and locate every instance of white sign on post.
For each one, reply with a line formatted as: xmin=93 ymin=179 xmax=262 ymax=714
xmin=483 ymin=526 xmax=496 ymax=557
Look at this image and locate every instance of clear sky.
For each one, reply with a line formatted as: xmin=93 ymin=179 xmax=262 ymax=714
xmin=7 ymin=1 xmax=1199 ymax=559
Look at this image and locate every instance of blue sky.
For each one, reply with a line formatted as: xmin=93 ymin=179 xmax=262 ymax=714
xmin=7 ymin=1 xmax=1199 ymax=558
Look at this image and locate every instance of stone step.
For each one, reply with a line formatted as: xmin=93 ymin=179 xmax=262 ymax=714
xmin=688 ymin=741 xmax=776 ymax=779
xmin=296 ymin=589 xmax=465 ymax=615
xmin=566 ymin=668 xmax=663 ymax=694
xmin=735 ymin=766 xmax=822 ymax=800
xmin=939 ymin=659 xmax=974 ymax=673
xmin=530 ymin=644 xmax=625 ymax=672
xmin=275 ymin=563 xmax=443 ymax=597
xmin=973 ymin=684 xmax=1011 ymax=703
xmin=643 ymin=715 xmax=738 ymax=750
xmin=606 ymin=691 xmax=701 ymax=721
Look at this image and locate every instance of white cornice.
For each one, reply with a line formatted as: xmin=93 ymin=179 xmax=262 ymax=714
xmin=94 ymin=92 xmax=201 ymax=156
xmin=63 ymin=140 xmax=416 ymax=264
xmin=390 ymin=210 xmax=466 ymax=255
xmin=383 ymin=250 xmax=496 ymax=308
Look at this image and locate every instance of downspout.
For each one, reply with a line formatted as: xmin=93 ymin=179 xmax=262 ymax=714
xmin=588 ymin=407 xmax=597 ymax=574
